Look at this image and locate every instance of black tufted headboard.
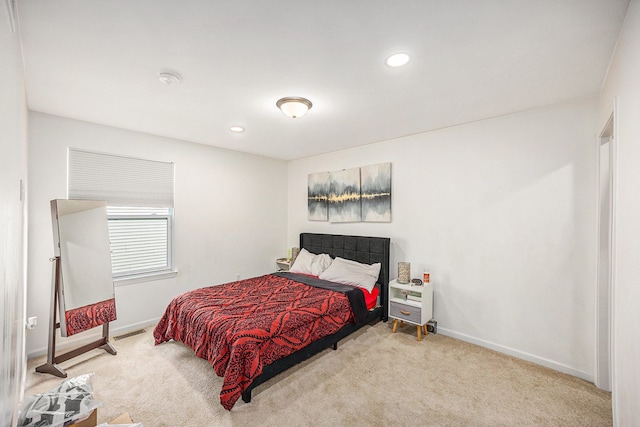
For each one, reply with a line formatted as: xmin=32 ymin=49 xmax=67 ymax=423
xmin=300 ymin=232 xmax=390 ymax=319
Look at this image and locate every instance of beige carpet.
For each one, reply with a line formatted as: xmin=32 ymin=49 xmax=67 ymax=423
xmin=24 ymin=322 xmax=612 ymax=426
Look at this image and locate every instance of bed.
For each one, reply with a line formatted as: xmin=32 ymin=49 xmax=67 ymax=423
xmin=153 ymin=232 xmax=390 ymax=410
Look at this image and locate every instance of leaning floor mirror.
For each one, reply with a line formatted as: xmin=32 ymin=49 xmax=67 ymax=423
xmin=36 ymin=199 xmax=117 ymax=377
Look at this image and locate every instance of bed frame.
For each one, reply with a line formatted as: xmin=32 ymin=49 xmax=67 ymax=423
xmin=241 ymin=232 xmax=390 ymax=404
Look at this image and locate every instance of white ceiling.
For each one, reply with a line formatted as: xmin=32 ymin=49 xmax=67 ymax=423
xmin=17 ymin=0 xmax=629 ymax=160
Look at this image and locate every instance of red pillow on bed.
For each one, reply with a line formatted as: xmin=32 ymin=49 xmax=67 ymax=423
xmin=361 ymin=286 xmax=379 ymax=310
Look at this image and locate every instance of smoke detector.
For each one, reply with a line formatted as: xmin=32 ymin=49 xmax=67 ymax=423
xmin=158 ymin=71 xmax=181 ymax=85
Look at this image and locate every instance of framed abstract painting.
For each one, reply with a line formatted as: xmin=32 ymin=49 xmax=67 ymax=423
xmin=361 ymin=162 xmax=391 ymax=222
xmin=308 ymin=172 xmax=330 ymax=221
xmin=329 ymin=167 xmax=361 ymax=223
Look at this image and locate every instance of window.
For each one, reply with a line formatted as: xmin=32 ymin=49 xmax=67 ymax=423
xmin=68 ymin=149 xmax=175 ymax=283
xmin=107 ymin=207 xmax=173 ymax=278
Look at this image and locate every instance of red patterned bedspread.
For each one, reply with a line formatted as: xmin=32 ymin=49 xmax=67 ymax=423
xmin=153 ymin=274 xmax=355 ymax=410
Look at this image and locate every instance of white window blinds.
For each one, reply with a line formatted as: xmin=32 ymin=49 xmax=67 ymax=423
xmin=67 ymin=149 xmax=175 ymax=280
xmin=68 ymin=149 xmax=174 ymax=208
xmin=107 ymin=207 xmax=172 ymax=277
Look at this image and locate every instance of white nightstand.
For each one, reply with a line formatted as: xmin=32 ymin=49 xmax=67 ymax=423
xmin=388 ymin=279 xmax=433 ymax=341
xmin=275 ymin=258 xmax=291 ymax=271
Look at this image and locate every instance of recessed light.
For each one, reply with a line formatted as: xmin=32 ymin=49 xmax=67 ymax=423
xmin=386 ymin=52 xmax=410 ymax=67
xmin=230 ymin=126 xmax=245 ymax=133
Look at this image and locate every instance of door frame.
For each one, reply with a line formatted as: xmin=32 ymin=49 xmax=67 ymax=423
xmin=595 ymin=108 xmax=616 ymax=392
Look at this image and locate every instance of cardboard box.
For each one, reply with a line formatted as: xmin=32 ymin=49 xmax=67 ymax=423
xmin=108 ymin=413 xmax=134 ymax=424
xmin=69 ymin=410 xmax=134 ymax=427
xmin=71 ymin=409 xmax=97 ymax=427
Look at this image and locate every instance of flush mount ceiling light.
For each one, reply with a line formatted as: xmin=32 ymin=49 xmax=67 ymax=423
xmin=158 ymin=71 xmax=181 ymax=85
xmin=386 ymin=52 xmax=410 ymax=67
xmin=230 ymin=126 xmax=245 ymax=133
xmin=276 ymin=97 xmax=313 ymax=119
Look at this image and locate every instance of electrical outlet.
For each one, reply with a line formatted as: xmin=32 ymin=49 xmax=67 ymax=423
xmin=235 ymin=274 xmax=241 ymax=281
xmin=426 ymin=319 xmax=437 ymax=334
xmin=26 ymin=316 xmax=37 ymax=330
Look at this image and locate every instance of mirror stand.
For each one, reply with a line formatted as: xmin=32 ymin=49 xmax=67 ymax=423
xmin=35 ymin=257 xmax=117 ymax=378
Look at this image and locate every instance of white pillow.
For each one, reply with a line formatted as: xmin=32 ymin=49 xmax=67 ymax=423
xmin=289 ymin=248 xmax=333 ymax=276
xmin=318 ymin=257 xmax=381 ymax=293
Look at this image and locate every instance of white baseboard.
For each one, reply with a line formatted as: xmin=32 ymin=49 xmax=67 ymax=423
xmin=27 ymin=317 xmax=160 ymax=360
xmin=437 ymin=327 xmax=594 ymax=383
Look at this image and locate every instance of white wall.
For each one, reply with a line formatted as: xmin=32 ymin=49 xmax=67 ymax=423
xmin=0 ymin=6 xmax=28 ymax=426
xmin=288 ymin=98 xmax=599 ymax=380
xmin=598 ymin=0 xmax=640 ymax=424
xmin=26 ymin=112 xmax=288 ymax=356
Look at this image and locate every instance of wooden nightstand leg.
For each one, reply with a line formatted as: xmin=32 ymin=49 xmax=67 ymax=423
xmin=399 ymin=320 xmax=405 ymax=327
xmin=392 ymin=319 xmax=399 ymax=333
xmin=422 ymin=324 xmax=428 ymax=335
xmin=416 ymin=325 xmax=422 ymax=342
